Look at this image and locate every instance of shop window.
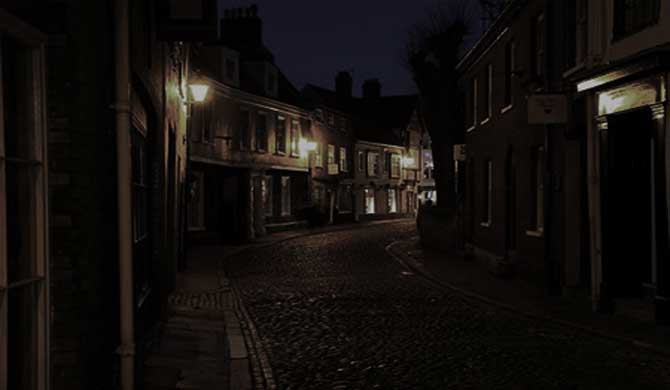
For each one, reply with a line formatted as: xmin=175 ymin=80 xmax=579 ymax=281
xmin=281 ymin=176 xmax=291 ymax=216
xmin=388 ymin=189 xmax=398 ymax=213
xmin=365 ymin=188 xmax=376 ymax=214
xmin=264 ymin=176 xmax=274 ymax=217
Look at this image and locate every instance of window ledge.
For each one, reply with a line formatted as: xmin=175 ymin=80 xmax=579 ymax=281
xmin=480 ymin=117 xmax=491 ymax=125
xmin=500 ymin=104 xmax=513 ymax=114
xmin=466 ymin=125 xmax=476 ymax=133
xmin=526 ymin=229 xmax=544 ymax=238
xmin=480 ymin=221 xmax=491 ymax=228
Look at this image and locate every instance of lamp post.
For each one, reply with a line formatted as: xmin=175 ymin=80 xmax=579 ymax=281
xmin=180 ymin=77 xmax=209 ymax=271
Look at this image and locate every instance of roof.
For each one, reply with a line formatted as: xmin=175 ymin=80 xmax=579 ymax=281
xmin=302 ymin=84 xmax=417 ymax=146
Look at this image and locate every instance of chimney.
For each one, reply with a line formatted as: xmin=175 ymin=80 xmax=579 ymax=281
xmin=220 ymin=4 xmax=263 ymax=48
xmin=362 ymin=78 xmax=381 ymax=99
xmin=335 ymin=71 xmax=352 ymax=102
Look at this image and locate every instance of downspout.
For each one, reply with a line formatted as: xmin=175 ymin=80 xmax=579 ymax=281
xmin=113 ymin=0 xmax=135 ymax=388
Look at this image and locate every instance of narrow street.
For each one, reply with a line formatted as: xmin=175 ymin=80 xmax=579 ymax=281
xmin=226 ymin=221 xmax=670 ymax=390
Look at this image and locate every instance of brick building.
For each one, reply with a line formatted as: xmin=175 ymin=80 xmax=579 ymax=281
xmin=458 ymin=0 xmax=585 ymax=292
xmin=0 ymin=1 xmax=215 ymax=388
xmin=352 ymin=80 xmax=421 ymax=220
xmin=569 ymin=0 xmax=670 ymax=321
xmin=187 ymin=5 xmax=312 ymax=242
xmin=302 ymin=72 xmax=358 ymax=224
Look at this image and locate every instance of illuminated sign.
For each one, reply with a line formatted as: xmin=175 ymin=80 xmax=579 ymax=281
xmin=596 ymin=76 xmax=665 ymax=116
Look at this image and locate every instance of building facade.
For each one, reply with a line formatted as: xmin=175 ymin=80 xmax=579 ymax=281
xmin=302 ymin=72 xmax=357 ymax=224
xmin=570 ymin=0 xmax=670 ymax=321
xmin=0 ymin=0 xmax=215 ymax=388
xmin=188 ymin=6 xmax=312 ymax=243
xmin=352 ymin=81 xmax=421 ymax=220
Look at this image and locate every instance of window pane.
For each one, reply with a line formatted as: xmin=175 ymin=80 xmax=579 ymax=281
xmin=8 ymin=282 xmax=39 ymax=390
xmin=6 ymin=162 xmax=37 ymax=283
xmin=281 ymin=176 xmax=291 ymax=216
xmin=2 ymin=35 xmax=35 ymax=160
xmin=276 ymin=117 xmax=286 ymax=153
xmin=256 ymin=114 xmax=267 ymax=151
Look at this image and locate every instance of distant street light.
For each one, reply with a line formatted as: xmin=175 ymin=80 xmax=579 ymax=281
xmin=299 ymin=138 xmax=317 ymax=158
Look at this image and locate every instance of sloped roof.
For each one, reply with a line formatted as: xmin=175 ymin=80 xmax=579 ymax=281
xmin=301 ymin=84 xmax=417 ymax=146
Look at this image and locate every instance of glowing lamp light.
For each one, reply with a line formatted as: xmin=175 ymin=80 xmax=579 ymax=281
xmin=189 ymin=83 xmax=210 ymax=103
xmin=299 ymin=138 xmax=317 ymax=157
xmin=402 ymin=156 xmax=415 ymax=168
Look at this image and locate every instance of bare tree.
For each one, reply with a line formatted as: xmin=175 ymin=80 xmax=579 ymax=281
xmin=404 ymin=0 xmax=478 ymax=209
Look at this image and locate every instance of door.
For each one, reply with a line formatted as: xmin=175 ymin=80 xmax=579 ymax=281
xmin=602 ymin=108 xmax=653 ymax=297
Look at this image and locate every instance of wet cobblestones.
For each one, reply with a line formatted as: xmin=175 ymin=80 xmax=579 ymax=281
xmin=226 ymin=221 xmax=670 ymax=389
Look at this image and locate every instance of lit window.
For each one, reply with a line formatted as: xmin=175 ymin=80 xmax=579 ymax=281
xmin=314 ymin=142 xmax=323 ymax=167
xmin=340 ymin=147 xmax=348 ymax=172
xmin=290 ymin=120 xmax=300 ymax=157
xmin=390 ymin=154 xmax=401 ymax=178
xmin=388 ymin=189 xmax=398 ymax=213
xmin=276 ymin=116 xmax=286 ymax=154
xmin=367 ymin=152 xmax=379 ymax=177
xmin=328 ymin=144 xmax=336 ymax=164
xmin=365 ymin=188 xmax=376 ymax=214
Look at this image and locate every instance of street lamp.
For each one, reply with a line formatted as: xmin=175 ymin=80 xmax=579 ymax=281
xmin=188 ymin=83 xmax=210 ymax=103
xmin=299 ymin=137 xmax=317 ymax=158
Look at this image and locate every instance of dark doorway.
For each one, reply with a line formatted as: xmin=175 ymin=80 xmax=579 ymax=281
xmin=602 ymin=107 xmax=653 ymax=297
xmin=505 ymin=149 xmax=517 ymax=256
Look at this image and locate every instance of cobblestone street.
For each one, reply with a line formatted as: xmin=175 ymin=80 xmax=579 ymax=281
xmin=225 ymin=221 xmax=670 ymax=389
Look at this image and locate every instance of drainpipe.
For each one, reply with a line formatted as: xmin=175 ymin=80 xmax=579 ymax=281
xmin=113 ymin=0 xmax=135 ymax=388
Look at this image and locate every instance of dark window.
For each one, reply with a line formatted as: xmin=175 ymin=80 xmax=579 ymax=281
xmin=482 ymin=160 xmax=492 ymax=225
xmin=614 ymin=0 xmax=660 ymax=39
xmin=131 ymin=126 xmax=153 ymax=300
xmin=237 ymin=109 xmax=250 ymax=150
xmin=276 ymin=116 xmax=286 ymax=153
xmin=225 ymin=58 xmax=237 ymax=81
xmin=255 ymin=113 xmax=268 ymax=152
xmin=504 ymin=42 xmax=514 ymax=107
xmin=565 ymin=0 xmax=588 ymax=70
xmin=530 ymin=146 xmax=545 ymax=231
xmin=534 ymin=14 xmax=545 ymax=78
xmin=484 ymin=64 xmax=492 ymax=119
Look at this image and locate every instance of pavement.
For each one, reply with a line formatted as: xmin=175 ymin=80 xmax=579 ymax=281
xmin=387 ymin=236 xmax=670 ymax=357
xmin=142 ymin=218 xmax=670 ymax=389
xmin=140 ymin=218 xmax=411 ymax=390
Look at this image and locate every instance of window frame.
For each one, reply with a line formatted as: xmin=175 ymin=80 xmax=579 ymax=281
xmin=314 ymin=142 xmax=323 ymax=167
xmin=482 ymin=63 xmax=492 ymax=122
xmin=339 ymin=146 xmax=348 ymax=172
xmin=367 ymin=151 xmax=379 ymax=177
xmin=502 ymin=41 xmax=515 ymax=111
xmin=290 ymin=120 xmax=300 ymax=157
xmin=0 ymin=16 xmax=50 ymax=390
xmin=275 ymin=115 xmax=286 ymax=155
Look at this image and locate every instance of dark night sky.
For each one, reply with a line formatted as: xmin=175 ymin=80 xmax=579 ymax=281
xmin=221 ymin=0 xmax=482 ymax=97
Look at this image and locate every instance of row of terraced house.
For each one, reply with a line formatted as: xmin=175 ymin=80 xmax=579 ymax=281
xmin=186 ymin=7 xmax=425 ymax=245
xmin=0 ymin=1 xmax=425 ymax=389
xmin=448 ymin=0 xmax=670 ymax=323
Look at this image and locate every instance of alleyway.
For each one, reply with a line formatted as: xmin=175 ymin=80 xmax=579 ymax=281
xmin=226 ymin=220 xmax=670 ymax=389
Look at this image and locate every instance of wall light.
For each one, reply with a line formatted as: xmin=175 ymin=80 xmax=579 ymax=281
xmin=188 ymin=83 xmax=210 ymax=103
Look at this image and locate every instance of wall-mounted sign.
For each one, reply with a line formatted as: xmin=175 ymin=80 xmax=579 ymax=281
xmin=453 ymin=144 xmax=467 ymax=161
xmin=528 ymin=94 xmax=567 ymax=124
xmin=328 ymin=163 xmax=339 ymax=175
xmin=597 ymin=75 xmax=666 ymax=116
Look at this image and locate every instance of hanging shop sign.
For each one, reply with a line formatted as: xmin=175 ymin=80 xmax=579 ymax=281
xmin=528 ymin=94 xmax=568 ymax=124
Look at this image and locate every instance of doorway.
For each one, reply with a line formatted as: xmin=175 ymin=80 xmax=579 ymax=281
xmin=601 ymin=107 xmax=654 ymax=297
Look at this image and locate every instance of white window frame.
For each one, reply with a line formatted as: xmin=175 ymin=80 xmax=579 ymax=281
xmin=0 ymin=12 xmax=50 ymax=390
xmin=364 ymin=188 xmax=375 ymax=214
xmin=388 ymin=189 xmax=398 ymax=213
xmin=327 ymin=144 xmax=336 ymax=165
xmin=314 ymin=142 xmax=323 ymax=167
xmin=390 ymin=154 xmax=401 ymax=178
xmin=468 ymin=78 xmax=478 ymax=131
xmin=367 ymin=151 xmax=379 ymax=177
xmin=339 ymin=147 xmax=347 ymax=172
